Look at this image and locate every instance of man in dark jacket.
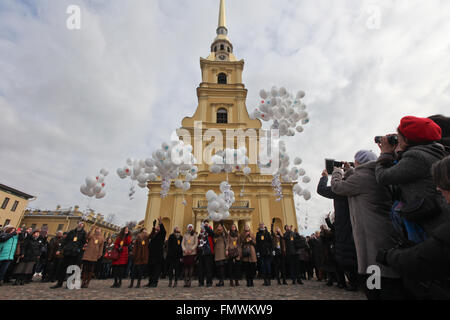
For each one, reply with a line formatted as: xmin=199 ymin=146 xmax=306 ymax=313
xmin=166 ymin=227 xmax=183 ymax=288
xmin=147 ymin=217 xmax=166 ymax=287
xmin=197 ymin=219 xmax=215 ymax=287
xmin=46 ymin=231 xmax=65 ymax=282
xmin=283 ymin=225 xmax=300 ymax=285
xmin=51 ymin=222 xmax=87 ymax=289
xmin=256 ymin=223 xmax=273 ymax=286
xmin=317 ymin=169 xmax=358 ymax=290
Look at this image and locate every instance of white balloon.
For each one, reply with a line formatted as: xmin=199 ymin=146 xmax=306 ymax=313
xmin=206 ymin=190 xmax=217 ymax=201
xmin=174 ymin=180 xmax=183 ymax=189
xmin=182 ymin=181 xmax=191 ymax=191
xmin=302 ymin=176 xmax=311 ymax=183
xmin=243 ymin=167 xmax=251 ymax=175
xmin=303 ymin=190 xmax=311 ymax=200
xmin=85 ymin=177 xmax=97 ymax=188
xmin=294 ymin=157 xmax=302 ymax=165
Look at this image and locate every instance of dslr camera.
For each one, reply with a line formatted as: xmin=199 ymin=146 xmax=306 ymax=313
xmin=325 ymin=159 xmax=355 ymax=174
xmin=374 ymin=135 xmax=398 ymax=145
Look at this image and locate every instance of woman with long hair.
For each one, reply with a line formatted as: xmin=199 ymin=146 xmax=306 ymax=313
xmin=81 ymin=226 xmax=104 ymax=288
xmin=181 ymin=224 xmax=198 ymax=287
xmin=227 ymin=224 xmax=241 ymax=287
xmin=213 ymin=222 xmax=228 ymax=287
xmin=111 ymin=226 xmax=132 ymax=288
xmin=239 ymin=224 xmax=257 ymax=287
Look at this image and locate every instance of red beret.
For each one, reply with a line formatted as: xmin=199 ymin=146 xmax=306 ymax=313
xmin=398 ymin=116 xmax=442 ymax=143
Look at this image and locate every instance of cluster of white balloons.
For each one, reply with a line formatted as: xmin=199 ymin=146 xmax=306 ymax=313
xmin=116 ymin=139 xmax=197 ymax=198
xmin=209 ymin=147 xmax=250 ymax=174
xmin=80 ymin=168 xmax=109 ymax=199
xmin=205 ymin=181 xmax=236 ymax=221
xmin=250 ymin=87 xmax=310 ymax=137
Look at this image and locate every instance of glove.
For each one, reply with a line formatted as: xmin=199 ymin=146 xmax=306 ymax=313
xmin=375 ymin=248 xmax=389 ymax=266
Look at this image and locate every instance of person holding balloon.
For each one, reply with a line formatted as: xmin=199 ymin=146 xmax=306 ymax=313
xmin=111 ymin=226 xmax=132 ymax=288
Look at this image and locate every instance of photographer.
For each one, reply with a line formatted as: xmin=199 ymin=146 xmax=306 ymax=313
xmin=317 ymin=167 xmax=358 ymax=290
xmin=377 ymin=156 xmax=450 ymax=299
xmin=331 ymin=150 xmax=405 ymax=300
xmin=375 ymin=116 xmax=448 ymax=240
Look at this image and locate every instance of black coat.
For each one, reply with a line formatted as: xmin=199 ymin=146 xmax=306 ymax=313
xmin=148 ymin=223 xmax=166 ymax=264
xmin=21 ymin=236 xmax=42 ymax=263
xmin=317 ymin=175 xmax=358 ymax=269
xmin=309 ymin=237 xmax=323 ymax=268
xmin=386 ymin=220 xmax=450 ymax=299
xmin=256 ymin=229 xmax=273 ymax=257
xmin=167 ymin=233 xmax=183 ymax=259
xmin=283 ymin=230 xmax=297 ymax=256
xmin=63 ymin=228 xmax=87 ymax=257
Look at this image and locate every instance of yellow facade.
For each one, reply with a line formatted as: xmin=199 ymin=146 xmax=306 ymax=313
xmin=0 ymin=183 xmax=35 ymax=228
xmin=21 ymin=205 xmax=121 ymax=239
xmin=144 ymin=0 xmax=298 ymax=234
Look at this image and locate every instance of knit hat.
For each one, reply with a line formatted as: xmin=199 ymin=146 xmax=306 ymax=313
xmin=354 ymin=150 xmax=378 ymax=164
xmin=3 ymin=225 xmax=14 ymax=232
xmin=398 ymin=116 xmax=442 ymax=143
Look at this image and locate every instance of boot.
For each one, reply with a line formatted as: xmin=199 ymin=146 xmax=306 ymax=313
xmin=173 ymin=280 xmax=177 ymax=288
xmin=111 ymin=278 xmax=118 ymax=288
xmin=235 ymin=280 xmax=239 ymax=287
xmin=50 ymin=281 xmax=63 ymax=289
xmin=136 ymin=279 xmax=141 ymax=288
xmin=282 ymin=278 xmax=288 ymax=285
xmin=277 ymin=277 xmax=281 ymax=285
xmin=246 ymin=278 xmax=250 ymax=287
xmin=297 ymin=278 xmax=304 ymax=285
xmin=128 ymin=279 xmax=134 ymax=288
xmin=216 ymin=280 xmax=224 ymax=287
xmin=249 ymin=278 xmax=254 ymax=287
xmin=267 ymin=278 xmax=271 ymax=286
xmin=230 ymin=279 xmax=234 ymax=287
xmin=118 ymin=278 xmax=122 ymax=288
xmin=169 ymin=279 xmax=172 ymax=287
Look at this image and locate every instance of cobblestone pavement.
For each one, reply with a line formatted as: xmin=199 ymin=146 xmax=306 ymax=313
xmin=1 ymin=278 xmax=366 ymax=300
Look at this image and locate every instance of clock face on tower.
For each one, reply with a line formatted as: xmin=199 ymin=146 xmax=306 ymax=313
xmin=218 ymin=55 xmax=227 ymax=61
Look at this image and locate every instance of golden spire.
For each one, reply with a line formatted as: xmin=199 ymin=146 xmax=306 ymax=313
xmin=218 ymin=0 xmax=227 ymax=30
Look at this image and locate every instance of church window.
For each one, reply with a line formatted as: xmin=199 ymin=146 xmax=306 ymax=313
xmin=218 ymin=73 xmax=227 ymax=84
xmin=217 ymin=108 xmax=228 ymax=124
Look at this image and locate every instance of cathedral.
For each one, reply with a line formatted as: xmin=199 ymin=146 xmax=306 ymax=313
xmin=143 ymin=0 xmax=298 ymax=233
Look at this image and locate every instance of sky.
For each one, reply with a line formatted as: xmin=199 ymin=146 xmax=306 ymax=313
xmin=1 ymin=0 xmax=450 ymax=231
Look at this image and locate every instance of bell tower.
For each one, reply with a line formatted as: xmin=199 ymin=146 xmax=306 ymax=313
xmin=144 ymin=0 xmax=299 ymax=235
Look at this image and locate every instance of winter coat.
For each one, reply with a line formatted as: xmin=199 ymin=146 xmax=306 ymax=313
xmin=283 ymin=230 xmax=297 ymax=256
xmin=331 ymin=161 xmax=399 ymax=278
xmin=227 ymin=232 xmax=240 ymax=260
xmin=197 ymin=225 xmax=215 ymax=256
xmin=317 ymin=175 xmax=358 ymax=269
xmin=133 ymin=232 xmax=150 ymax=265
xmin=256 ymin=229 xmax=273 ymax=257
xmin=375 ymin=143 xmax=449 ymax=234
xmin=112 ymin=235 xmax=132 ymax=266
xmin=239 ymin=231 xmax=257 ymax=263
xmin=21 ymin=236 xmax=42 ymax=263
xmin=297 ymin=236 xmax=310 ymax=262
xmin=270 ymin=224 xmax=286 ymax=256
xmin=182 ymin=232 xmax=198 ymax=256
xmin=148 ymin=223 xmax=166 ymax=264
xmin=214 ymin=230 xmax=228 ymax=262
xmin=385 ymin=219 xmax=450 ymax=299
xmin=167 ymin=233 xmax=183 ymax=260
xmin=63 ymin=228 xmax=87 ymax=258
xmin=309 ymin=237 xmax=323 ymax=268
xmin=0 ymin=232 xmax=18 ymax=261
xmin=82 ymin=231 xmax=104 ymax=262
xmin=47 ymin=236 xmax=64 ymax=261
xmin=319 ymin=229 xmax=337 ymax=272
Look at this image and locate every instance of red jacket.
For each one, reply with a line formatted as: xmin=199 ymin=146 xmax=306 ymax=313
xmin=112 ymin=235 xmax=132 ymax=266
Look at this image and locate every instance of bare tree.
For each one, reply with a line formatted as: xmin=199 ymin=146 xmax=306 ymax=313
xmin=125 ymin=220 xmax=138 ymax=230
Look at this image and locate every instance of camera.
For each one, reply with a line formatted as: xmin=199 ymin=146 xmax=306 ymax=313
xmin=374 ymin=135 xmax=398 ymax=145
xmin=325 ymin=159 xmax=355 ymax=174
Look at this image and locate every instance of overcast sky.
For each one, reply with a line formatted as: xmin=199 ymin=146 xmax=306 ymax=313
xmin=1 ymin=0 xmax=449 ymax=231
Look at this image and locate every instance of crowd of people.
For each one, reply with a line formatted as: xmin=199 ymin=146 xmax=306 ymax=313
xmin=1 ymin=114 xmax=449 ymax=300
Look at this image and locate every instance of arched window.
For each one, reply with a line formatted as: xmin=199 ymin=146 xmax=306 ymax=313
xmin=218 ymin=73 xmax=227 ymax=84
xmin=220 ymin=44 xmax=224 ymax=50
xmin=217 ymin=108 xmax=228 ymax=124
xmin=227 ymin=47 xmax=230 ymax=53
xmin=214 ymin=46 xmax=217 ymax=52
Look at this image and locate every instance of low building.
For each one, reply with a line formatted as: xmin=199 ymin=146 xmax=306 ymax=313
xmin=20 ymin=205 xmax=121 ymax=239
xmin=0 ymin=183 xmax=36 ymax=228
